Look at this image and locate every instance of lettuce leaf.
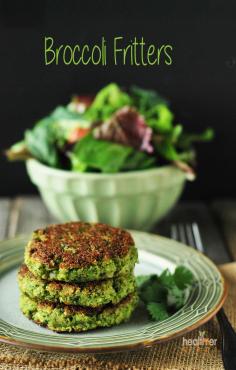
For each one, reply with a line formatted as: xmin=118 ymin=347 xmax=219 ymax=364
xmin=85 ymin=83 xmax=131 ymax=122
xmin=70 ymin=133 xmax=155 ymax=173
xmin=25 ymin=117 xmax=59 ymax=167
xmin=22 ymin=106 xmax=90 ymax=167
xmin=6 ymin=83 xmax=214 ymax=174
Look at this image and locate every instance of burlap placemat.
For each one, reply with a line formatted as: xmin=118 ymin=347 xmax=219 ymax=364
xmin=1 ymin=263 xmax=235 ymax=370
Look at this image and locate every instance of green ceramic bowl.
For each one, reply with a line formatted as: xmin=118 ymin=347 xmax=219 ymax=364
xmin=26 ymin=159 xmax=186 ymax=230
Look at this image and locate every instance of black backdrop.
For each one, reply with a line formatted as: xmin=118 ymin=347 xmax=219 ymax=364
xmin=0 ymin=0 xmax=235 ymax=199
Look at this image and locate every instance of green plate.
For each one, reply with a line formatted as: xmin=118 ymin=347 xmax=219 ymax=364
xmin=0 ymin=231 xmax=227 ymax=353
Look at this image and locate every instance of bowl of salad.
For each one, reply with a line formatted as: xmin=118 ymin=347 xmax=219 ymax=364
xmin=6 ymin=84 xmax=213 ymax=230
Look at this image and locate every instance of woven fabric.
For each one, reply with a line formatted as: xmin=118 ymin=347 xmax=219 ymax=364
xmin=0 ymin=263 xmax=235 ymax=370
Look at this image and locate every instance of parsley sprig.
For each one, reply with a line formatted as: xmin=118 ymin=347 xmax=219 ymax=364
xmin=136 ymin=266 xmax=194 ymax=322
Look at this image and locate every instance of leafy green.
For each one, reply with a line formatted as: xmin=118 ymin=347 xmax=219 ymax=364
xmin=137 ymin=266 xmax=194 ymax=322
xmin=147 ymin=302 xmax=169 ymax=321
xmin=21 ymin=106 xmax=91 ymax=167
xmin=121 ymin=150 xmax=156 ymax=171
xmin=167 ymin=283 xmax=187 ymax=309
xmin=156 ymin=140 xmax=180 ymax=161
xmin=178 ymin=128 xmax=214 ymax=149
xmin=154 ymin=124 xmax=206 ymax=164
xmin=70 ymin=134 xmax=132 ymax=173
xmin=24 ymin=117 xmax=59 ymax=167
xmin=131 ymin=85 xmax=169 ymax=113
xmin=6 ymin=83 xmax=214 ymax=173
xmin=145 ymin=104 xmax=174 ymax=133
xmin=174 ymin=266 xmax=195 ymax=289
xmin=49 ymin=106 xmax=90 ymax=148
xmin=70 ymin=133 xmax=155 ymax=173
xmin=153 ymin=127 xmax=214 ymax=165
xmin=5 ymin=140 xmax=30 ymax=161
xmin=169 ymin=124 xmax=183 ymax=143
xmin=85 ymin=83 xmax=131 ymax=122
xmin=51 ymin=106 xmax=83 ymax=121
xmin=131 ymin=86 xmax=173 ymax=134
xmin=159 ymin=269 xmax=188 ymax=309
xmin=130 ymin=86 xmax=214 ymax=167
xmin=139 ymin=275 xmax=167 ymax=303
xmin=136 ymin=275 xmax=151 ymax=288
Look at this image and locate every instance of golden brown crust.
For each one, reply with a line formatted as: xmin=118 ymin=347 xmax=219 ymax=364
xmin=27 ymin=222 xmax=135 ymax=269
xmin=18 ymin=264 xmax=122 ymax=290
xmin=35 ymin=293 xmax=134 ymax=316
xmin=18 ymin=264 xmax=28 ymax=277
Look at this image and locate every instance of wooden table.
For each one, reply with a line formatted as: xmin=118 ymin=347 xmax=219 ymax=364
xmin=0 ymin=196 xmax=235 ymax=265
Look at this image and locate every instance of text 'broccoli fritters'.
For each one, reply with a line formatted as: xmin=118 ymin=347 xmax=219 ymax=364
xmin=25 ymin=222 xmax=138 ymax=283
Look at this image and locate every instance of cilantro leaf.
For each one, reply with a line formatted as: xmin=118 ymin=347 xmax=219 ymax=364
xmin=174 ymin=266 xmax=194 ymax=289
xmin=159 ymin=267 xmax=193 ymax=308
xmin=137 ymin=266 xmax=194 ymax=322
xmin=166 ymin=284 xmax=186 ymax=309
xmin=147 ymin=302 xmax=169 ymax=322
xmin=159 ymin=268 xmax=175 ymax=287
xmin=136 ymin=275 xmax=151 ymax=288
xmin=140 ymin=280 xmax=166 ymax=304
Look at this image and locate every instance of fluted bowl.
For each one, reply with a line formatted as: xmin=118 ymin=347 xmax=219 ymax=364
xmin=26 ymin=159 xmax=186 ymax=230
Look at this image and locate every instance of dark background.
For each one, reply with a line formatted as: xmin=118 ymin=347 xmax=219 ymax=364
xmin=0 ymin=0 xmax=235 ymax=199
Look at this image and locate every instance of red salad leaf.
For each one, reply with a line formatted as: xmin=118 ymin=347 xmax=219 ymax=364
xmin=93 ymin=106 xmax=153 ymax=153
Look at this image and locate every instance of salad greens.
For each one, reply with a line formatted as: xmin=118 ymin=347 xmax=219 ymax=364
xmin=85 ymin=83 xmax=132 ymax=122
xmin=25 ymin=118 xmax=60 ymax=167
xmin=136 ymin=266 xmax=194 ymax=322
xmin=70 ymin=134 xmax=155 ymax=173
xmin=6 ymin=83 xmax=214 ymax=174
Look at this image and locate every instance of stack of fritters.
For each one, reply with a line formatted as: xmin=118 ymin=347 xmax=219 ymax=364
xmin=18 ymin=222 xmax=138 ymax=332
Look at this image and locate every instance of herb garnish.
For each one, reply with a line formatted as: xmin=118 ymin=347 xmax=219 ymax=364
xmin=136 ymin=266 xmax=194 ymax=322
